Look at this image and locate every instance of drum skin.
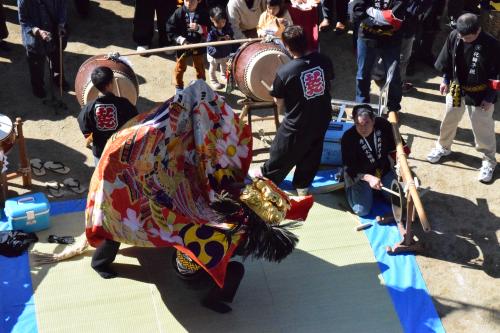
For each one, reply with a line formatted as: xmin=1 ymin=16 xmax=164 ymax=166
xmin=0 ymin=115 xmax=15 ymax=154
xmin=232 ymin=41 xmax=291 ymax=102
xmin=74 ymin=55 xmax=139 ymax=106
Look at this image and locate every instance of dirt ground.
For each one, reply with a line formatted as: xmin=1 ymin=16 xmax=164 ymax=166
xmin=0 ymin=1 xmax=498 ymax=332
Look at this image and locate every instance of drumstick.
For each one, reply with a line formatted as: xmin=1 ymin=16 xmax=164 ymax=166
xmin=260 ymin=80 xmax=272 ymax=92
xmin=119 ymin=37 xmax=263 ymax=57
xmin=381 ymin=186 xmax=401 ymax=197
xmin=114 ymin=77 xmax=122 ymax=97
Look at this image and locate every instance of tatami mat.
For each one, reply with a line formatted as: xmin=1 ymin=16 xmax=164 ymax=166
xmin=29 ymin=193 xmax=402 ymax=333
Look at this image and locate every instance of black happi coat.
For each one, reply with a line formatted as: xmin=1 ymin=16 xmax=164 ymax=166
xmin=166 ymin=5 xmax=210 ymax=57
xmin=341 ymin=117 xmax=396 ymax=181
xmin=78 ymin=93 xmax=138 ymax=158
xmin=435 ymin=30 xmax=500 ymax=106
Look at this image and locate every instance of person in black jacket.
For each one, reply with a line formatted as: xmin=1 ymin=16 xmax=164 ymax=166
xmin=351 ymin=0 xmax=408 ymax=112
xmin=427 ymin=13 xmax=499 ymax=183
xmin=78 ymin=66 xmax=138 ymax=167
xmin=207 ymin=6 xmax=237 ymax=90
xmin=341 ymin=104 xmax=397 ymax=216
xmin=166 ymin=0 xmax=210 ymax=92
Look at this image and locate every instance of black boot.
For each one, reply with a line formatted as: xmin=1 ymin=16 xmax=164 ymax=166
xmin=201 ymin=261 xmax=245 ymax=313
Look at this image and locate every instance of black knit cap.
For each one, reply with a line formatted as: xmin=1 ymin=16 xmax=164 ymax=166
xmin=456 ymin=13 xmax=480 ymax=36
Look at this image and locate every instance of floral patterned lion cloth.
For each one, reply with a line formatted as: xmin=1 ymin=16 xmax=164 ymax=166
xmin=85 ymin=80 xmax=313 ymax=288
xmin=85 ymin=80 xmax=253 ymax=287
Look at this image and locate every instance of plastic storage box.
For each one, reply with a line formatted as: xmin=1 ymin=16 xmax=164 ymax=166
xmin=321 ymin=120 xmax=354 ymax=165
xmin=4 ymin=192 xmax=51 ymax=232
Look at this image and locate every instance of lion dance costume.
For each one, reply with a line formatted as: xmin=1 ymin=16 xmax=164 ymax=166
xmin=38 ymin=80 xmax=313 ymax=313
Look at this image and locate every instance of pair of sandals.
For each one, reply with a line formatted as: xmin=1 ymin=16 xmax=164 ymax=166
xmin=46 ymin=178 xmax=86 ymax=198
xmin=30 ymin=158 xmax=70 ymax=176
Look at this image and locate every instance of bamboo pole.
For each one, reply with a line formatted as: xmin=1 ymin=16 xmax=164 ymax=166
xmin=388 ymin=111 xmax=431 ymax=232
xmin=119 ymin=38 xmax=263 ymax=57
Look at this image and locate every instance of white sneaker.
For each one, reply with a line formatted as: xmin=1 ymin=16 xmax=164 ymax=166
xmin=426 ymin=146 xmax=451 ymax=163
xmin=296 ymin=188 xmax=309 ymax=196
xmin=175 ymin=87 xmax=183 ymax=94
xmin=478 ymin=165 xmax=494 ymax=183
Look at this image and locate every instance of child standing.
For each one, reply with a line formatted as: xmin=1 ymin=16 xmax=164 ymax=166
xmin=166 ymin=0 xmax=210 ymax=92
xmin=257 ymin=0 xmax=293 ymax=39
xmin=207 ymin=7 xmax=236 ymax=90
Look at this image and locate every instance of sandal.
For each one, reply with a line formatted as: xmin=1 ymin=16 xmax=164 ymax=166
xmin=63 ymin=177 xmax=86 ymax=194
xmin=44 ymin=161 xmax=70 ymax=174
xmin=30 ymin=158 xmax=46 ymax=176
xmin=48 ymin=235 xmax=75 ymax=244
xmin=46 ymin=182 xmax=64 ymax=198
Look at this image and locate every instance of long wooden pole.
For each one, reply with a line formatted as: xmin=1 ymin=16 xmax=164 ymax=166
xmin=388 ymin=111 xmax=431 ymax=232
xmin=119 ymin=38 xmax=263 ymax=57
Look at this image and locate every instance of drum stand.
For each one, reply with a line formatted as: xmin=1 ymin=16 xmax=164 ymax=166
xmin=0 ymin=118 xmax=32 ymax=205
xmin=237 ymin=98 xmax=280 ymax=135
xmin=385 ymin=179 xmax=424 ymax=255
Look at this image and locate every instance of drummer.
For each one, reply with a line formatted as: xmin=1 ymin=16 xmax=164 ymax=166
xmin=340 ymin=104 xmax=397 ymax=216
xmin=77 ymin=66 xmax=138 ymax=167
xmin=251 ymin=25 xmax=334 ymax=196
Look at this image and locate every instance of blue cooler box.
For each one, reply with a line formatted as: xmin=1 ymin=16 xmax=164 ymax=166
xmin=4 ymin=192 xmax=51 ymax=232
xmin=321 ymin=120 xmax=354 ymax=165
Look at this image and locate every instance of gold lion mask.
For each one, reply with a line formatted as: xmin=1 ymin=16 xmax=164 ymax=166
xmin=239 ymin=177 xmax=291 ymax=225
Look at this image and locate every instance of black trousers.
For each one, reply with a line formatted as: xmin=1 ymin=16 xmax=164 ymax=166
xmin=27 ymin=47 xmax=64 ymax=91
xmin=262 ymin=125 xmax=327 ymax=189
xmin=0 ymin=2 xmax=8 ymax=40
xmin=133 ymin=0 xmax=176 ymax=47
xmin=73 ymin=0 xmax=90 ymax=17
xmin=91 ymin=239 xmax=121 ymax=271
xmin=321 ymin=0 xmax=348 ymax=23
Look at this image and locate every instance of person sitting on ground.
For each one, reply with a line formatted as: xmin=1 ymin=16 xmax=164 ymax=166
xmin=341 ymin=104 xmax=397 ymax=216
xmin=166 ymin=0 xmax=210 ymax=93
xmin=252 ymin=25 xmax=334 ymax=196
xmin=77 ymin=66 xmax=138 ymax=167
xmin=206 ymin=6 xmax=237 ymax=90
xmin=427 ymin=13 xmax=499 ymax=183
xmin=257 ymin=0 xmax=293 ymax=38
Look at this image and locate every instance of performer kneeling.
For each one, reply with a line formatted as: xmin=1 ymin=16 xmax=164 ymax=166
xmin=341 ymin=104 xmax=397 ymax=216
xmin=75 ymin=80 xmax=312 ymax=313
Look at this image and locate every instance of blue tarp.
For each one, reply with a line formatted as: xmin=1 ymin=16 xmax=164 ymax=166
xmin=0 ymin=198 xmax=86 ymax=333
xmin=1 ymin=196 xmax=445 ymax=332
xmin=360 ymin=203 xmax=445 ymax=333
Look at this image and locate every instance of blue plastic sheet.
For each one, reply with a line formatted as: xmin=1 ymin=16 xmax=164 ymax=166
xmin=280 ymin=168 xmax=343 ymax=191
xmin=360 ymin=202 xmax=445 ymax=333
xmin=1 ymin=198 xmax=86 ymax=333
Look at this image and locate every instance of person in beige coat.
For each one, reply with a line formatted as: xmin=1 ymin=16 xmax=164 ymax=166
xmin=227 ymin=0 xmax=267 ymax=39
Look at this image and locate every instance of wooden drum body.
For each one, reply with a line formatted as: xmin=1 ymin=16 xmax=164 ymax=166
xmin=232 ymin=41 xmax=291 ymax=102
xmin=75 ymin=55 xmax=139 ymax=106
xmin=0 ymin=115 xmax=15 ymax=154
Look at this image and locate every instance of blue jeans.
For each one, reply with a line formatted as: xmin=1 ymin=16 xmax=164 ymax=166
xmin=355 ymin=38 xmax=402 ymax=111
xmin=346 ymin=170 xmax=397 ymax=216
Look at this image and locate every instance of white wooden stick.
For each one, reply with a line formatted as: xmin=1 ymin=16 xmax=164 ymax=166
xmin=119 ymin=37 xmax=263 ymax=57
